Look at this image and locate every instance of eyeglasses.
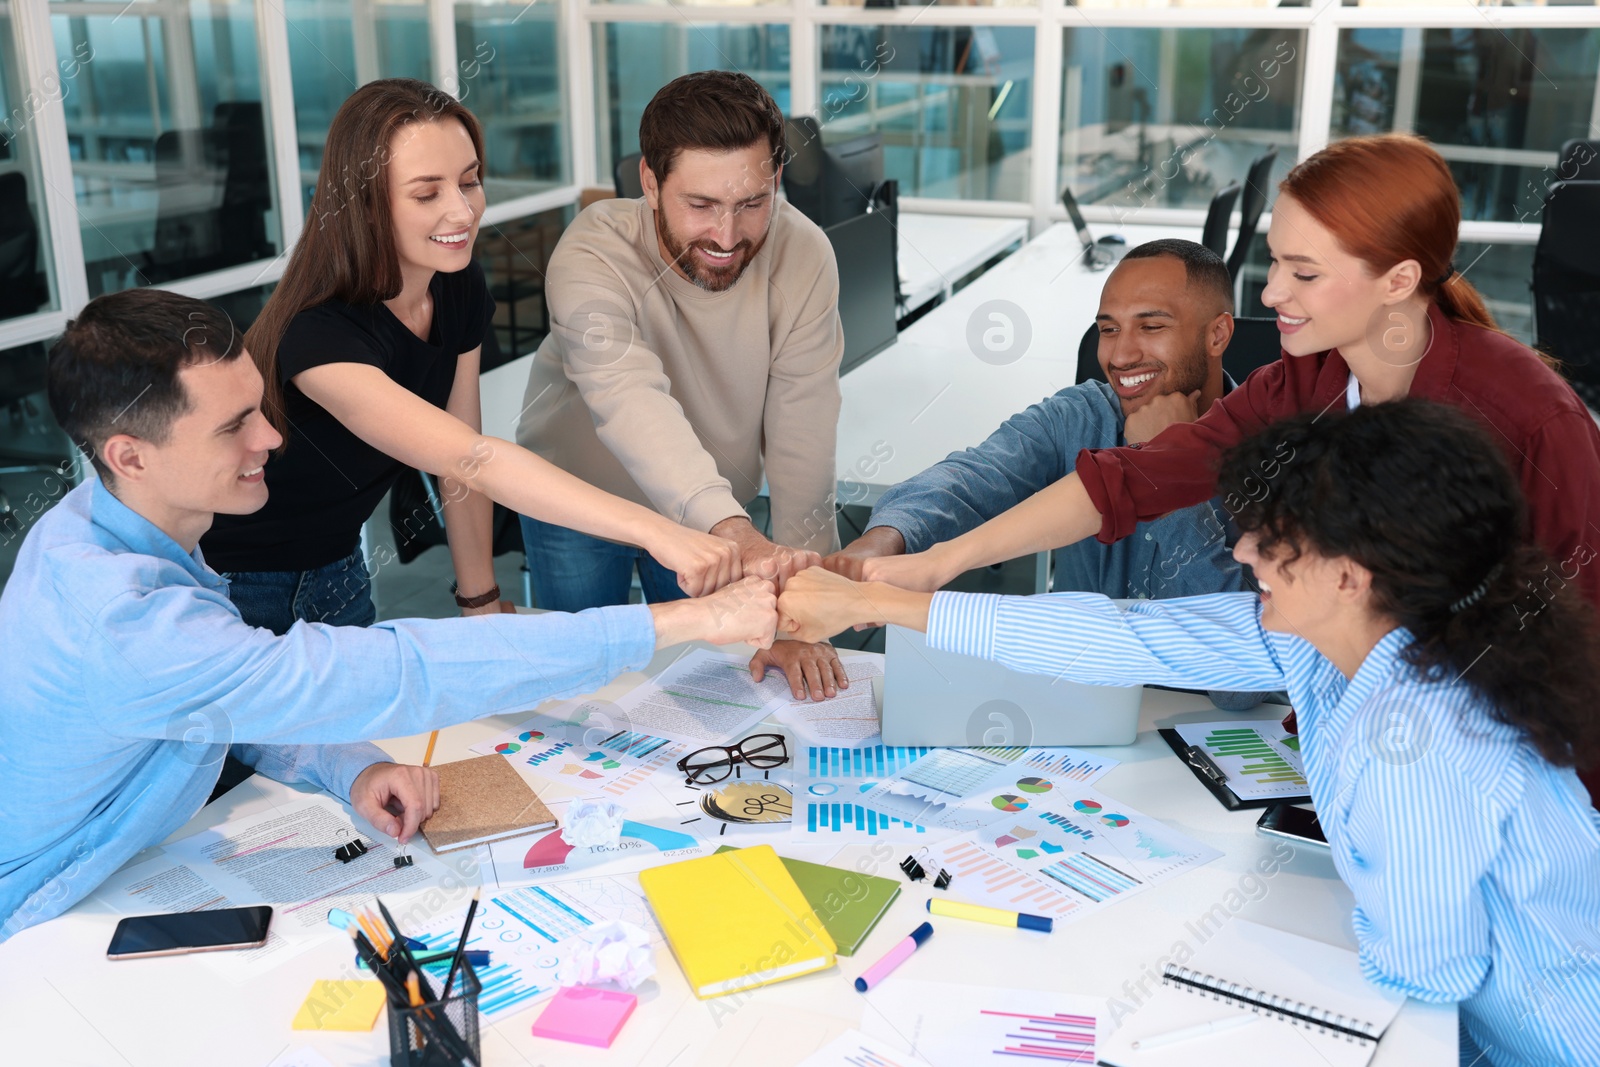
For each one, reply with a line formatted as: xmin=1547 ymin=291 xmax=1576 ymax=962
xmin=677 ymin=733 xmax=789 ymax=785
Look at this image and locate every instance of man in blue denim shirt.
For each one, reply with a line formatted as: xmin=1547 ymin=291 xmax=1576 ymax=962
xmin=826 ymin=241 xmax=1259 ymax=705
xmin=0 ymin=290 xmax=777 ymax=939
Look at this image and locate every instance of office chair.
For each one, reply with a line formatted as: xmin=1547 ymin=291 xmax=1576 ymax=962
xmin=1225 ymin=146 xmax=1277 ymax=281
xmin=1201 ymin=182 xmax=1240 ymax=258
xmin=1076 ymin=316 xmax=1282 ymax=391
xmin=1533 ymin=180 xmax=1600 ymax=412
xmin=212 ymin=102 xmax=275 ymax=267
xmin=1554 ymin=140 xmax=1600 ymax=186
xmin=0 ymin=173 xmax=45 ymax=320
xmin=0 ymin=341 xmax=77 ymax=519
xmin=613 ymin=152 xmax=644 ymax=199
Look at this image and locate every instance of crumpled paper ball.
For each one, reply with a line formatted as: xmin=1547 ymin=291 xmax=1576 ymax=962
xmin=561 ymin=798 xmax=627 ymax=848
xmin=555 ymin=920 xmax=655 ymax=989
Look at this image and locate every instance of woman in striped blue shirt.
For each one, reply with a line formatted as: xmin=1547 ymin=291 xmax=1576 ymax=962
xmin=778 ymin=400 xmax=1600 ymax=1067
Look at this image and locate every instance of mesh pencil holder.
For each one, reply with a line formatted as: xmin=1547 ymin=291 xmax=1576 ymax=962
xmin=386 ymin=959 xmax=481 ymax=1067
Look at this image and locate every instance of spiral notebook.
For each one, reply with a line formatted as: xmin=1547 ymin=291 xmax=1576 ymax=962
xmin=1097 ymin=919 xmax=1405 ymax=1067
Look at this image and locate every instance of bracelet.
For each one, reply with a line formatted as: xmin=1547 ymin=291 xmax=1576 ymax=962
xmin=454 ymin=584 xmax=501 ymax=609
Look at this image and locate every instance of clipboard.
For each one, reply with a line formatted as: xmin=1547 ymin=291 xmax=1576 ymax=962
xmin=1158 ymin=728 xmax=1311 ymax=811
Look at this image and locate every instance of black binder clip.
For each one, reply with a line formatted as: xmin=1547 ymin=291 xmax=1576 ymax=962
xmin=392 ymin=854 xmax=413 ymax=868
xmin=333 ymin=839 xmax=369 ymax=863
xmin=933 ymin=868 xmax=953 ymax=890
xmin=898 ymin=854 xmax=927 ymax=882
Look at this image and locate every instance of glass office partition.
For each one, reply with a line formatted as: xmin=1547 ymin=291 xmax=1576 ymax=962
xmin=458 ymin=0 xmax=567 ymax=203
xmin=286 ymin=0 xmax=431 ymax=205
xmin=818 ymin=24 xmax=1034 ymax=202
xmin=1060 ymin=27 xmax=1303 ymax=215
xmin=594 ymin=21 xmax=790 ymax=184
xmin=0 ymin=12 xmax=60 ymax=322
xmin=52 ymin=0 xmax=282 ymax=296
xmin=1332 ymin=27 xmax=1600 ymax=223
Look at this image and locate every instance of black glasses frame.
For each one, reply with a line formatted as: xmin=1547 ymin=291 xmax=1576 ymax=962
xmin=677 ymin=733 xmax=790 ymax=785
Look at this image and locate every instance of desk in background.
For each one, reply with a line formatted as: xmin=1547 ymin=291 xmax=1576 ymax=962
xmin=896 ymin=214 xmax=1030 ymax=322
xmin=0 ymin=638 xmax=1455 ymax=1066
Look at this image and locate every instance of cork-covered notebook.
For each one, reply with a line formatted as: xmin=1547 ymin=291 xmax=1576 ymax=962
xmin=419 ymin=754 xmax=557 ymax=853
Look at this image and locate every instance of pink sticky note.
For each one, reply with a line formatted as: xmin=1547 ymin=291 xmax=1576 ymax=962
xmin=530 ymin=986 xmax=638 ymax=1049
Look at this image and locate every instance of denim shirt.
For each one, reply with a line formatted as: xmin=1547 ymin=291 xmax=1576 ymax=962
xmin=868 ymin=379 xmax=1245 ymax=601
xmin=0 ymin=480 xmax=656 ymax=939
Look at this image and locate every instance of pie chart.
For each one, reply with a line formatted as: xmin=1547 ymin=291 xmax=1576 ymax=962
xmin=1073 ymin=799 xmax=1102 ymax=815
xmin=519 ymin=731 xmax=545 ymax=743
xmin=1100 ymin=813 xmax=1130 ymax=828
xmin=1016 ymin=776 xmax=1053 ymax=794
xmin=992 ymin=794 xmax=1029 ymax=812
xmin=495 ymin=742 xmax=522 ymax=754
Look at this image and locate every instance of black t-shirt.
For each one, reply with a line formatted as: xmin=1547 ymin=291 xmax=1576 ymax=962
xmin=203 ymin=261 xmax=494 ymax=573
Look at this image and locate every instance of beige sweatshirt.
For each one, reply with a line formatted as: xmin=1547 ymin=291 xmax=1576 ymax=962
xmin=515 ymin=197 xmax=843 ymax=554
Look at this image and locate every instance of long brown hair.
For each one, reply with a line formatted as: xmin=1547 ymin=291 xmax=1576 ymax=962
xmin=1279 ymin=134 xmax=1500 ymax=331
xmin=247 ymin=78 xmax=486 ymax=438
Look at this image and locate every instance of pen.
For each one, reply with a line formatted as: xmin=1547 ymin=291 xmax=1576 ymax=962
xmin=1132 ymin=1014 xmax=1259 ymax=1050
xmin=854 ymin=922 xmax=932 ymax=993
xmin=442 ymin=887 xmax=482 ymax=1000
xmin=926 ymin=898 xmax=1054 ymax=932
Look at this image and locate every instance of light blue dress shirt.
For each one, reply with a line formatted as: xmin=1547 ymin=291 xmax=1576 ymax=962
xmin=928 ymin=589 xmax=1600 ymax=1067
xmin=0 ymin=480 xmax=656 ymax=939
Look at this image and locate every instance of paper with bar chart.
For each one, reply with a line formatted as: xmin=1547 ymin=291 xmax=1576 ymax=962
xmin=408 ymin=882 xmax=609 ymax=1021
xmin=794 ymin=739 xmax=1119 ymax=843
xmin=862 ymin=979 xmax=1102 ymax=1065
xmin=926 ymin=786 xmax=1220 ymax=925
xmin=1171 ymin=720 xmax=1310 ymax=801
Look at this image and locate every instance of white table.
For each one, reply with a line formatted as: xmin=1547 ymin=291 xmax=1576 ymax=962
xmin=895 ymin=214 xmax=1030 ymax=319
xmin=1 ymin=642 xmax=1454 ymax=1067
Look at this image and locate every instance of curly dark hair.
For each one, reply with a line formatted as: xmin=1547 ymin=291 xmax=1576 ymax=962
xmin=1217 ymin=399 xmax=1600 ymax=769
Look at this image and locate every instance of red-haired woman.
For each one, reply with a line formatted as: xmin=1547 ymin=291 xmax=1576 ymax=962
xmin=863 ymin=133 xmax=1600 ymax=797
xmin=201 ymin=79 xmax=739 ymax=632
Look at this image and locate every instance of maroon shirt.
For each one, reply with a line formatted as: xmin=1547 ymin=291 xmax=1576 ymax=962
xmin=1077 ymin=302 xmax=1600 ymax=795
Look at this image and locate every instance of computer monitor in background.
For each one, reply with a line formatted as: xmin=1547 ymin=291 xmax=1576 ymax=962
xmin=826 ymin=209 xmax=899 ymax=374
xmin=782 ymin=121 xmax=886 ymax=229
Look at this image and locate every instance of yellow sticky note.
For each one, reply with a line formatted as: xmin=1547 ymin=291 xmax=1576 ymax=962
xmin=291 ymin=980 xmax=389 ymax=1031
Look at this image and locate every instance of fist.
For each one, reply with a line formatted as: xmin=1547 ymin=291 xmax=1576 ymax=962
xmin=699 ymin=576 xmax=780 ymax=648
xmin=1123 ymin=389 xmax=1201 ymax=445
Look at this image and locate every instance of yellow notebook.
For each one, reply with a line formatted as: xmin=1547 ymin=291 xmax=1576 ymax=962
xmin=639 ymin=844 xmax=836 ymax=999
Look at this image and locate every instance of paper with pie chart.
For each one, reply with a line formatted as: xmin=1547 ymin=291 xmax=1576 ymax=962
xmin=927 ymin=785 xmax=1220 ymax=925
xmin=793 ymin=737 xmax=1119 ymax=843
xmin=477 ymin=797 xmax=713 ymax=885
xmin=470 ymin=701 xmax=687 ymax=800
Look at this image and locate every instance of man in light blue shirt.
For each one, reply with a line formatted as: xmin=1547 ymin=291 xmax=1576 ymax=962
xmin=0 ymin=289 xmax=777 ymax=939
xmin=825 ymin=240 xmax=1259 ymax=707
xmin=826 ymin=240 xmax=1243 ymax=601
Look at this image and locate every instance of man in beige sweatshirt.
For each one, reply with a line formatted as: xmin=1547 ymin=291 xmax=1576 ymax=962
xmin=516 ymin=71 xmax=849 ymax=699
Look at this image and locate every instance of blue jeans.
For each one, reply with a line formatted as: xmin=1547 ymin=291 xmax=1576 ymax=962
xmin=222 ymin=547 xmax=377 ymax=637
xmin=521 ymin=515 xmax=689 ymax=612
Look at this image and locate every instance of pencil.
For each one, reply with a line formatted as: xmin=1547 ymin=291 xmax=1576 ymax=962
xmin=421 ymin=730 xmax=438 ymax=767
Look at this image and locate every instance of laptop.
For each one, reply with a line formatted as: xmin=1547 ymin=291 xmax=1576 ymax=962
xmin=1060 ymin=185 xmax=1128 ymax=272
xmin=879 ymin=625 xmax=1142 ymax=748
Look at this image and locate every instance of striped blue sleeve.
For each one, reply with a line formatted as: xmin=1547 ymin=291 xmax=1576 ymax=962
xmin=927 ymin=590 xmax=1290 ymax=692
xmin=1341 ymin=690 xmax=1499 ymax=1003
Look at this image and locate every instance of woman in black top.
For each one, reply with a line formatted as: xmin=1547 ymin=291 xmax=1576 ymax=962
xmin=204 ymin=80 xmax=739 ymax=632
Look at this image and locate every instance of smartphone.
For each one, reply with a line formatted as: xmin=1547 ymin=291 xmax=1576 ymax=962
xmin=1256 ymin=804 xmax=1329 ymax=849
xmin=107 ymin=905 xmax=273 ymax=960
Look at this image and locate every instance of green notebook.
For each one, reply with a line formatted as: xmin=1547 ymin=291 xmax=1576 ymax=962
xmin=714 ymin=846 xmax=900 ymax=957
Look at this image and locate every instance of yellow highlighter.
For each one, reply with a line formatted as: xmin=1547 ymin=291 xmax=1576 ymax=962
xmin=926 ymin=898 xmax=1054 ymax=933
